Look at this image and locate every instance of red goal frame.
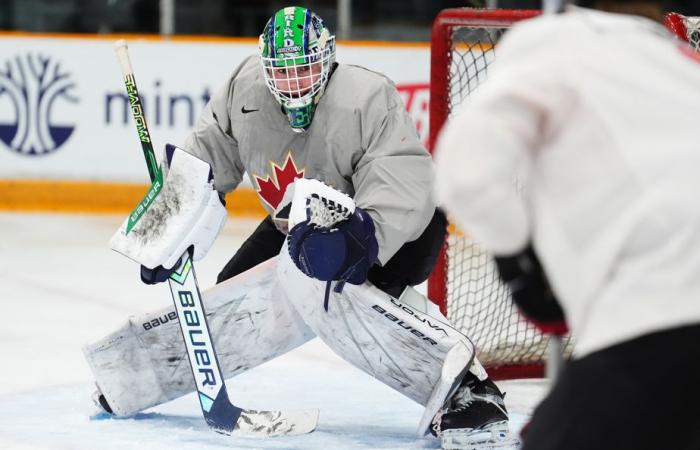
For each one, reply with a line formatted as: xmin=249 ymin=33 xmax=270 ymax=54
xmin=426 ymin=8 xmax=697 ymax=380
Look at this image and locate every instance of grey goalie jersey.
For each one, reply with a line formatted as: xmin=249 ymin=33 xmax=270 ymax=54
xmin=184 ymin=55 xmax=435 ymax=264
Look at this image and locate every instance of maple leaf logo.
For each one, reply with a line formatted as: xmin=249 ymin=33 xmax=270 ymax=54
xmin=253 ymin=152 xmax=305 ymax=210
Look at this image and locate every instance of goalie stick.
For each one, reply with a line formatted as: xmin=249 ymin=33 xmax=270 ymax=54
xmin=113 ymin=39 xmax=318 ymax=437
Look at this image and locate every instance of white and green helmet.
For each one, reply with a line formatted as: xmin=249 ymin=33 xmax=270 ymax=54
xmin=259 ymin=6 xmax=336 ymax=131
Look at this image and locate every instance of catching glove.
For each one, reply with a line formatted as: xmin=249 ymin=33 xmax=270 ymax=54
xmin=284 ymin=178 xmax=378 ymax=285
xmin=110 ymin=144 xmax=227 ymax=285
xmin=288 ymin=206 xmax=378 ymax=285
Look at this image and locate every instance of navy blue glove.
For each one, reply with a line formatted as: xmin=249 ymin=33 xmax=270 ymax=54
xmin=140 ymin=264 xmax=176 ymax=285
xmin=140 ymin=247 xmax=193 ymax=285
xmin=288 ymin=207 xmax=379 ymax=285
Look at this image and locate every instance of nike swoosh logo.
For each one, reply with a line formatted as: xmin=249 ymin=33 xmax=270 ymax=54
xmin=241 ymin=106 xmax=259 ymax=114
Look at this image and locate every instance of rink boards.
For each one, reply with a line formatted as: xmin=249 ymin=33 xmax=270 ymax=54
xmin=0 ymin=33 xmax=443 ymax=214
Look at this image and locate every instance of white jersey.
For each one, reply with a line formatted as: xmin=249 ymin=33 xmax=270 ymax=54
xmin=435 ymin=8 xmax=700 ymax=358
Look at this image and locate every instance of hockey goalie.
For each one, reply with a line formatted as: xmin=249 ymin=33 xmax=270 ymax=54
xmin=84 ymin=6 xmax=518 ymax=450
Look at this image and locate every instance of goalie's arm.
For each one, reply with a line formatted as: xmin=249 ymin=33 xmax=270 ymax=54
xmin=351 ymin=80 xmax=436 ymax=265
xmin=183 ymin=58 xmax=252 ymax=195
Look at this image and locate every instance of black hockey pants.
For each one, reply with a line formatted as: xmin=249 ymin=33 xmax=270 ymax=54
xmin=522 ymin=323 xmax=700 ymax=450
xmin=216 ymin=208 xmax=447 ymax=298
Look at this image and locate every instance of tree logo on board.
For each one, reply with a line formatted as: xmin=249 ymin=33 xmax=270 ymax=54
xmin=0 ymin=53 xmax=78 ymax=156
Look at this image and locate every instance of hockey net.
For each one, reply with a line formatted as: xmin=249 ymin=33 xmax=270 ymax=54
xmin=427 ymin=8 xmax=700 ymax=380
xmin=665 ymin=12 xmax=700 ymax=51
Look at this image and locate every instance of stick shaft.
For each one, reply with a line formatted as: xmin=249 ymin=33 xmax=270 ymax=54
xmin=113 ymin=39 xmax=241 ymax=431
xmin=111 ymin=40 xmax=318 ymax=436
xmin=113 ymin=39 xmax=159 ymax=182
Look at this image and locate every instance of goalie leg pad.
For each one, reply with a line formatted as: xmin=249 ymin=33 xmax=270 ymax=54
xmin=110 ymin=144 xmax=227 ymax=270
xmin=83 ymin=258 xmax=315 ymax=416
xmin=277 ymin=244 xmax=475 ymax=436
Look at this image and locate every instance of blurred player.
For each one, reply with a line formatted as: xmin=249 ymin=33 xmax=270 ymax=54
xmin=435 ymin=1 xmax=700 ymax=449
xmin=89 ymin=6 xmax=518 ymax=449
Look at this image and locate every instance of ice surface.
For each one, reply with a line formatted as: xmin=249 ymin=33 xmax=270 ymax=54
xmin=0 ymin=213 xmax=549 ymax=450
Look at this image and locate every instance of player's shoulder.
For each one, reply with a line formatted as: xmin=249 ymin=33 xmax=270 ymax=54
xmin=497 ymin=7 xmax=669 ymax=64
xmin=497 ymin=9 xmax=583 ymax=51
xmin=334 ymin=63 xmax=395 ymax=85
xmin=503 ymin=7 xmax=666 ymax=47
xmin=325 ymin=64 xmax=399 ymax=107
xmin=233 ymin=55 xmax=263 ymax=82
xmin=228 ymin=55 xmax=268 ymax=100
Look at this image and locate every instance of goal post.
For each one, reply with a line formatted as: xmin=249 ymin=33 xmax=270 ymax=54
xmin=426 ymin=8 xmax=700 ymax=381
xmin=427 ymin=8 xmax=540 ymax=316
xmin=665 ymin=12 xmax=700 ymax=50
xmin=428 ymin=8 xmax=558 ymax=381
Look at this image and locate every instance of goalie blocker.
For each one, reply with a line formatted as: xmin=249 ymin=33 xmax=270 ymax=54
xmin=110 ymin=144 xmax=227 ymax=279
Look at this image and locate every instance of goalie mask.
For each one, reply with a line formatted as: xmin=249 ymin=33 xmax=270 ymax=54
xmin=259 ymin=6 xmax=336 ymax=132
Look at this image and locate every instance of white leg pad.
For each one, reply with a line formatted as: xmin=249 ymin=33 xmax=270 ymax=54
xmin=83 ymin=258 xmax=315 ymax=416
xmin=277 ymin=245 xmax=475 ymax=435
xmin=418 ymin=342 xmax=473 ymax=437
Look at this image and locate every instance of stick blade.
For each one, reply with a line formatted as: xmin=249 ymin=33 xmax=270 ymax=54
xmin=232 ymin=408 xmax=320 ymax=437
xmin=203 ymin=384 xmax=318 ymax=437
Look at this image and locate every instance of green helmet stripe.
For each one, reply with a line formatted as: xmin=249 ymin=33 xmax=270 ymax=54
xmin=271 ymin=7 xmax=309 ymax=66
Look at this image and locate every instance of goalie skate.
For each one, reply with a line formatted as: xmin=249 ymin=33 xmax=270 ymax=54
xmin=439 ymin=422 xmax=517 ymax=450
xmin=433 ymin=374 xmax=519 ymax=450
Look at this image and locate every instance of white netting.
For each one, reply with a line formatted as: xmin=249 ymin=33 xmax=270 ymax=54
xmin=433 ymin=9 xmax=696 ymax=378
xmin=684 ymin=16 xmax=700 ymax=50
xmin=433 ymin=12 xmax=575 ymax=377
xmin=666 ymin=13 xmax=700 ymax=51
xmin=307 ymin=194 xmax=352 ymax=228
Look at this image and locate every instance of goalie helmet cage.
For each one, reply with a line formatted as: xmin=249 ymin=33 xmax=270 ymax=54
xmin=427 ymin=8 xmax=700 ymax=381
